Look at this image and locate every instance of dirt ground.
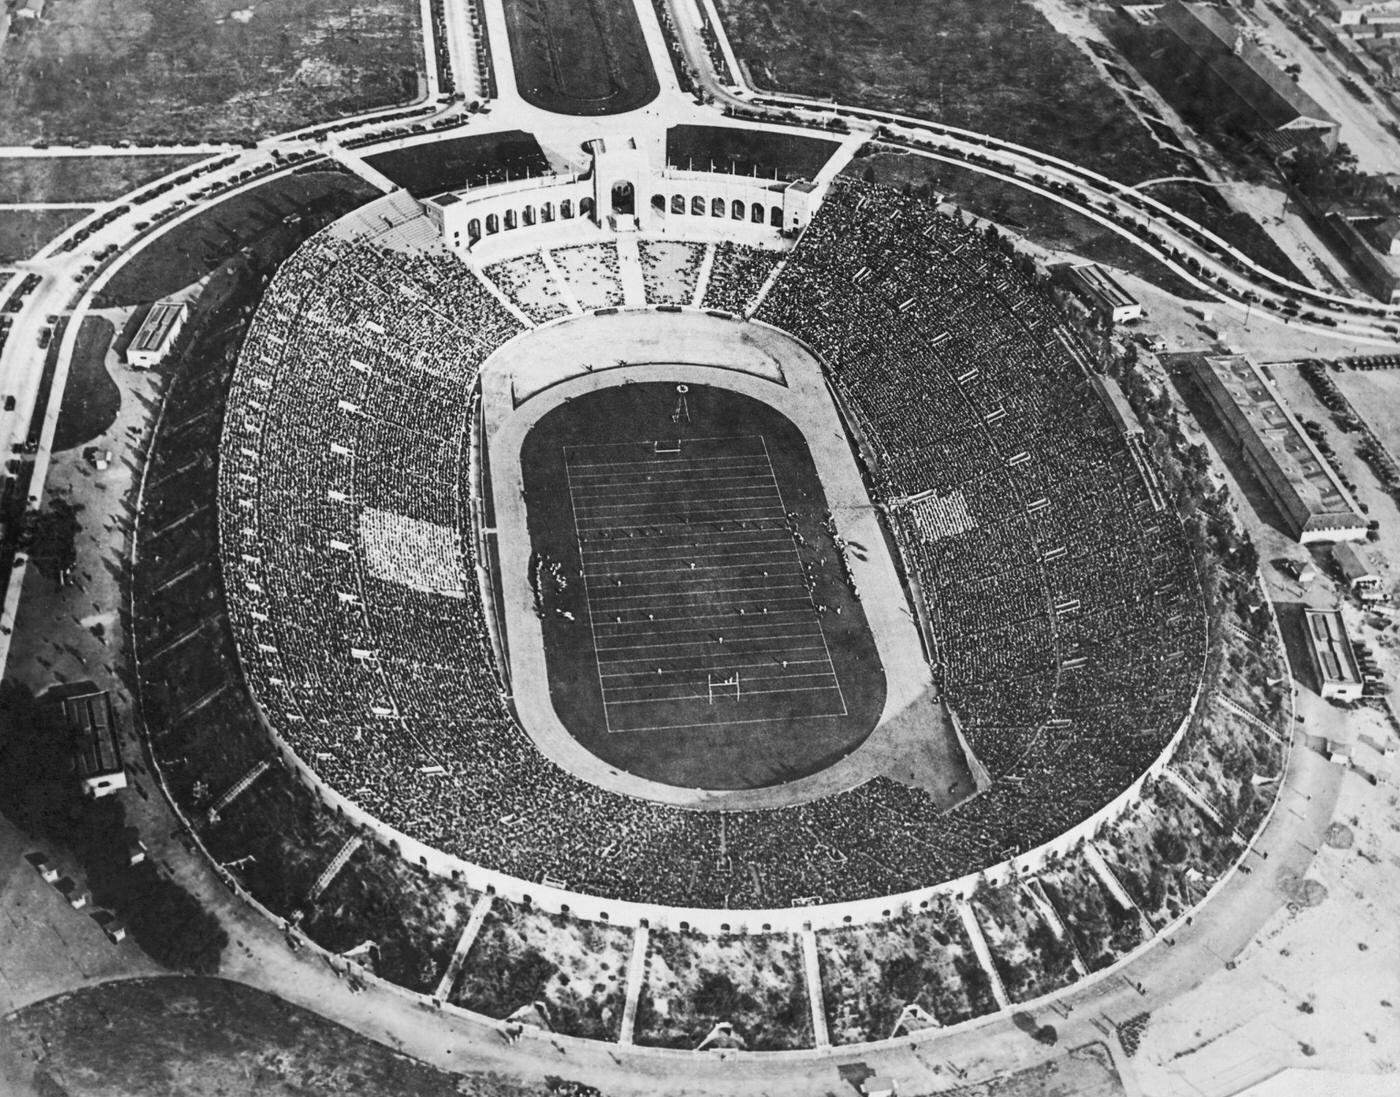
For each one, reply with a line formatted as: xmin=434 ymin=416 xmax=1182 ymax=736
xmin=1 ymin=976 xmax=542 ymax=1097
xmin=1332 ymin=369 xmax=1400 ymax=463
xmin=0 ymin=0 xmax=424 ymax=144
xmin=1130 ymin=757 xmax=1400 ymax=1097
xmin=0 ymin=209 xmax=92 ymax=263
xmin=0 ymin=157 xmax=205 ymax=204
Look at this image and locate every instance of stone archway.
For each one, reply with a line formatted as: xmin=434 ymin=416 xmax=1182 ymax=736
xmin=611 ymin=180 xmax=635 ymax=215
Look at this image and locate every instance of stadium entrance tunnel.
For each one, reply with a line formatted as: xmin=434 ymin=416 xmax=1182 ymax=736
xmin=518 ymin=382 xmax=885 ymax=789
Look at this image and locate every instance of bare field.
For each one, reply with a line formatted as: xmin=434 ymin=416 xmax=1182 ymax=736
xmin=0 ymin=155 xmax=205 ymax=203
xmin=0 ymin=207 xmax=92 ymax=262
xmin=715 ymin=0 xmax=1174 ymax=182
xmin=0 ymin=977 xmax=539 ymax=1097
xmin=1334 ymin=368 xmax=1400 ymax=462
xmin=0 ymin=0 xmax=424 ymax=144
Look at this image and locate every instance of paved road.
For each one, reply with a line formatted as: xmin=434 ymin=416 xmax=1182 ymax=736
xmin=661 ymin=0 xmax=1400 ymax=344
xmin=0 ymin=145 xmax=236 ymax=157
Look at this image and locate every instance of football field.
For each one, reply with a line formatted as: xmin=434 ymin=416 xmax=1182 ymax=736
xmin=519 ymin=380 xmax=885 ymax=789
xmin=564 ymin=435 xmax=847 ymax=734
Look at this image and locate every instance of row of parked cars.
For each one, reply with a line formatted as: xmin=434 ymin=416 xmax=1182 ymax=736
xmin=24 ymin=847 xmax=143 ymax=944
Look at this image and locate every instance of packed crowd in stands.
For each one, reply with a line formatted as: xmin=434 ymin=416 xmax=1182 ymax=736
xmin=218 ymin=183 xmax=1204 ymax=908
xmin=637 ymin=240 xmax=706 ymax=305
xmin=485 ymin=251 xmax=571 ymax=324
xmin=549 ymin=243 xmax=624 ymax=311
xmin=700 ymin=242 xmax=782 ymax=314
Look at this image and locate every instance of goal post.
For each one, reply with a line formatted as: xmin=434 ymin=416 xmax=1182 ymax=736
xmin=707 ymin=672 xmax=740 ymax=704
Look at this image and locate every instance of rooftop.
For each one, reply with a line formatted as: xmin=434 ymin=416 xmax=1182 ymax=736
xmin=1158 ymin=2 xmax=1338 ymax=131
xmin=1069 ymin=263 xmax=1139 ymax=310
xmin=1197 ymin=355 xmax=1365 ymax=536
xmin=1304 ymin=607 xmax=1363 ymax=688
xmin=62 ymin=689 xmax=123 ymax=779
xmin=131 ymin=301 xmax=185 ymax=354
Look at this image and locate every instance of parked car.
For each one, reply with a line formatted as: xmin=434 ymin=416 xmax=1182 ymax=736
xmin=55 ymin=877 xmax=86 ymax=910
xmin=90 ymin=910 xmax=126 ymax=943
xmin=24 ymin=851 xmax=58 ymax=883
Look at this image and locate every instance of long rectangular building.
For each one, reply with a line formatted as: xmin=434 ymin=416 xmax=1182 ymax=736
xmin=1303 ymin=607 xmax=1364 ymax=701
xmin=1067 ymin=263 xmax=1142 ymax=324
xmin=1191 ymin=354 xmax=1366 ymax=543
xmin=1155 ymin=1 xmax=1340 ymax=151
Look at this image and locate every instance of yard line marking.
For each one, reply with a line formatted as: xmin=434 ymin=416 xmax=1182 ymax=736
xmin=599 ymin=656 xmax=832 ymax=677
xmin=604 ymin=682 xmax=846 ymax=706
xmin=605 ymin=670 xmax=842 ymax=695
xmin=591 ymin=578 xmax=809 ymax=602
xmin=606 ymin=712 xmax=846 ymax=734
xmin=576 ymin=511 xmax=787 ymax=533
xmin=568 ymin=468 xmax=776 ymax=488
xmin=580 ymin=549 xmax=797 ymax=573
xmin=563 ymin=432 xmax=847 ymax=731
xmin=591 ymin=611 xmax=824 ymax=637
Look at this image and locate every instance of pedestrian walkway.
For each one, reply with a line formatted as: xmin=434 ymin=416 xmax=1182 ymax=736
xmin=618 ymin=923 xmax=650 ymax=1046
xmin=799 ymin=927 xmax=829 ymax=1047
xmin=432 ymin=891 xmax=494 ymax=1001
xmin=956 ymin=900 xmax=1010 ymax=1010
xmin=615 ymin=235 xmax=647 ymax=308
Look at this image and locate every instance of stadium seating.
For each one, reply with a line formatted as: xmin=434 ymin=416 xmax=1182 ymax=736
xmin=219 ymin=184 xmax=1204 ymax=908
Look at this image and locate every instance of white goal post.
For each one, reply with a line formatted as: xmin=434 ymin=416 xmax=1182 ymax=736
xmin=707 ymin=672 xmax=740 ymax=704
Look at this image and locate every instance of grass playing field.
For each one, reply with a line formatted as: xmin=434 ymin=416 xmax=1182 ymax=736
xmin=565 ymin=434 xmax=848 ymax=733
xmin=501 ymin=0 xmax=660 ymax=115
xmin=520 ymin=382 xmax=884 ymax=789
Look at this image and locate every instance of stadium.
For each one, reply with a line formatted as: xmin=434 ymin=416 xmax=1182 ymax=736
xmin=121 ymin=135 xmax=1291 ymax=1049
xmin=2 ymin=0 xmax=1392 ymax=1075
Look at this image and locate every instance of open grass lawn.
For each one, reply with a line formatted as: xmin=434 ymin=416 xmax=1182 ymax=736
xmin=666 ymin=124 xmax=837 ymax=181
xmin=843 ymin=149 xmax=1211 ymax=300
xmin=1 ymin=977 xmax=543 ymax=1097
xmin=0 ymin=155 xmax=205 ymax=203
xmin=715 ymin=0 xmax=1175 ymax=184
xmin=0 ymin=207 xmax=91 ymax=262
xmin=502 ymin=0 xmax=659 ymax=114
xmin=521 ymin=381 xmax=884 ymax=789
xmin=52 ymin=315 xmax=119 ymax=451
xmin=366 ymin=131 xmax=550 ymax=197
xmin=0 ymin=0 xmax=424 ymax=145
xmin=97 ymin=170 xmax=381 ymax=307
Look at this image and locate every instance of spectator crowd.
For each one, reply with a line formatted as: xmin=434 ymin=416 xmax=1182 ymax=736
xmin=218 ymin=183 xmax=1205 ymax=909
